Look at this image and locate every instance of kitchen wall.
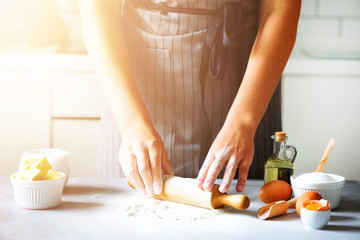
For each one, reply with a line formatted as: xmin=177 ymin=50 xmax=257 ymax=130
xmin=0 ymin=0 xmax=84 ymax=53
xmin=283 ymin=0 xmax=360 ymax=180
xmin=52 ymin=0 xmax=85 ymax=53
xmin=298 ymin=0 xmax=360 ymax=39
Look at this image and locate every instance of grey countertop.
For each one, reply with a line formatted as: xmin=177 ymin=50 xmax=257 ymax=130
xmin=1 ymin=178 xmax=359 ymax=240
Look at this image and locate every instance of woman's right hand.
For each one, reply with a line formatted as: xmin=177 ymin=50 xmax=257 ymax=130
xmin=119 ymin=122 xmax=173 ymax=197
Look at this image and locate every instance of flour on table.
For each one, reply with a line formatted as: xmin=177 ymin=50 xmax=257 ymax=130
xmin=123 ymin=196 xmax=224 ymax=222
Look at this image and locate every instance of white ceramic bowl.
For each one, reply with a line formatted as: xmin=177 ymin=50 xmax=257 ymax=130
xmin=301 ymin=206 xmax=331 ymax=229
xmin=10 ymin=172 xmax=66 ymax=209
xmin=290 ymin=173 xmax=345 ymax=209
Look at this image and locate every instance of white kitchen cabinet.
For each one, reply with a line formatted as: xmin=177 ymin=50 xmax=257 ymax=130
xmin=0 ymin=71 xmax=50 ymax=176
xmin=282 ymin=75 xmax=360 ymax=180
xmin=50 ymin=72 xmax=105 ymax=177
xmin=0 ymin=54 xmax=104 ymax=177
xmin=52 ymin=72 xmax=105 ymax=117
xmin=52 ymin=119 xmax=101 ymax=177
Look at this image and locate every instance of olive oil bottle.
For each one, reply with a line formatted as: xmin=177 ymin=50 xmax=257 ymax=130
xmin=264 ymin=132 xmax=297 ymax=184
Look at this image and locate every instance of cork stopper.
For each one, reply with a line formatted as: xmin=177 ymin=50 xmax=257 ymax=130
xmin=275 ymin=132 xmax=286 ymax=138
xmin=275 ymin=132 xmax=286 ymax=142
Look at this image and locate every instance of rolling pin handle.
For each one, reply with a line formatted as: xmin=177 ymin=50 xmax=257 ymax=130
xmin=216 ymin=193 xmax=250 ymax=210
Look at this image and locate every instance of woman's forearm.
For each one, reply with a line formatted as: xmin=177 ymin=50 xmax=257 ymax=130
xmin=81 ymin=0 xmax=153 ymax=134
xmin=196 ymin=0 xmax=301 ymax=193
xmin=224 ymin=0 xmax=301 ymax=135
xmin=81 ymin=0 xmax=173 ymax=196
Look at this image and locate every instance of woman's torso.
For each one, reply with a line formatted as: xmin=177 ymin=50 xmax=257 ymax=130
xmin=96 ymin=0 xmax=281 ymax=179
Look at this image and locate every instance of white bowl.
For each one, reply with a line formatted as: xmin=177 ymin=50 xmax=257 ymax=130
xmin=10 ymin=172 xmax=66 ymax=209
xmin=301 ymin=206 xmax=331 ymax=229
xmin=290 ymin=173 xmax=345 ymax=209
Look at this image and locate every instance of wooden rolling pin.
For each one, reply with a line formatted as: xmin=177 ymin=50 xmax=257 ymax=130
xmin=128 ymin=175 xmax=250 ymax=210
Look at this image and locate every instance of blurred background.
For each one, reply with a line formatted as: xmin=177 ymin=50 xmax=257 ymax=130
xmin=0 ymin=0 xmax=84 ymax=53
xmin=0 ymin=0 xmax=359 ymax=180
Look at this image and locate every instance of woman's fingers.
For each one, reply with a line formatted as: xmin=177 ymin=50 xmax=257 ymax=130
xmin=120 ymin=137 xmax=171 ymax=197
xmin=122 ymin=153 xmax=146 ymax=195
xmin=148 ymin=142 xmax=163 ymax=195
xmin=197 ymin=148 xmax=232 ymax=191
xmin=236 ymin=158 xmax=251 ymax=192
xmin=197 ymin=125 xmax=255 ymax=193
xmin=219 ymin=156 xmax=238 ymax=193
xmin=196 ymin=153 xmax=214 ymax=189
xmin=119 ymin=124 xmax=170 ymax=196
xmin=136 ymin=148 xmax=154 ymax=196
xmin=203 ymin=154 xmax=227 ymax=191
xmin=161 ymin=152 xmax=174 ymax=176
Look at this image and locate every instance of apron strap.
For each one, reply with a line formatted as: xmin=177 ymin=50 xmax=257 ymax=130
xmin=129 ymin=0 xmax=220 ymax=16
xmin=200 ymin=2 xmax=257 ymax=82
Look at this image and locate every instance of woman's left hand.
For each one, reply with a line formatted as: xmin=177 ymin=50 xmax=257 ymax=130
xmin=196 ymin=125 xmax=254 ymax=193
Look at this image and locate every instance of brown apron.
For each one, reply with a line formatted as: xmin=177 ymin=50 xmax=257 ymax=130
xmin=96 ymin=0 xmax=282 ymax=179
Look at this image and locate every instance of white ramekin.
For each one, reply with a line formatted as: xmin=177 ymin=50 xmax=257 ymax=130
xmin=290 ymin=173 xmax=345 ymax=209
xmin=10 ymin=172 xmax=66 ymax=209
xmin=301 ymin=206 xmax=331 ymax=229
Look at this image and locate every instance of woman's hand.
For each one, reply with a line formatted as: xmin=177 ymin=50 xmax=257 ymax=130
xmin=196 ymin=125 xmax=254 ymax=193
xmin=119 ymin=122 xmax=173 ymax=197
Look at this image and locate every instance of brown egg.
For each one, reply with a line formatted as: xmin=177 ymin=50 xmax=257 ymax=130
xmin=296 ymin=191 xmax=322 ymax=215
xmin=258 ymin=180 xmax=292 ymax=204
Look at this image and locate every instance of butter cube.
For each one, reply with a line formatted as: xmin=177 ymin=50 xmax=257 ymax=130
xmin=16 ymin=157 xmax=62 ymax=181
xmin=45 ymin=169 xmax=63 ymax=180
xmin=16 ymin=169 xmax=42 ymax=181
xmin=22 ymin=158 xmax=41 ymax=170
xmin=32 ymin=158 xmax=52 ymax=179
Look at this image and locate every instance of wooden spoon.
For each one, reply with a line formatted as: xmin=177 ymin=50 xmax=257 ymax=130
xmin=257 ymin=197 xmax=297 ymax=220
xmin=315 ymin=138 xmax=335 ymax=172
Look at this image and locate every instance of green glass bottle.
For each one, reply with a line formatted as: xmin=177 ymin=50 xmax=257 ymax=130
xmin=264 ymin=132 xmax=297 ymax=184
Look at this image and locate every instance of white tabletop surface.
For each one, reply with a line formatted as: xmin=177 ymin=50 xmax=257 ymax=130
xmin=1 ymin=178 xmax=359 ymax=240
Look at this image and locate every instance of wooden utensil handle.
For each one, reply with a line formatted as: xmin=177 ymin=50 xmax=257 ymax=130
xmin=286 ymin=197 xmax=298 ymax=209
xmin=213 ymin=192 xmax=250 ymax=210
xmin=315 ymin=138 xmax=335 ymax=172
xmin=127 ymin=180 xmax=135 ymax=189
